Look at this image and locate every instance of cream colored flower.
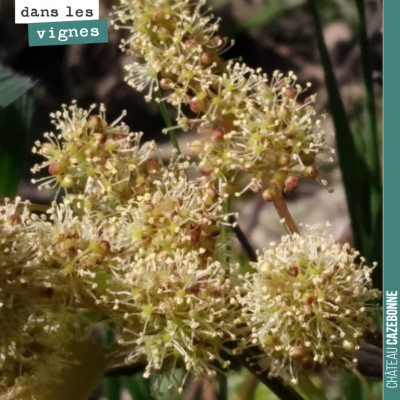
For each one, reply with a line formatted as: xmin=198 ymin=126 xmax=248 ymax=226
xmin=237 ymin=223 xmax=380 ymax=384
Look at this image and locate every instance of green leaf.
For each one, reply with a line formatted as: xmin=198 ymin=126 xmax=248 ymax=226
xmin=125 ymin=374 xmax=154 ymax=400
xmin=237 ymin=0 xmax=305 ymax=30
xmin=0 ymin=65 xmax=35 ymax=108
xmin=307 ymin=0 xmax=369 ymax=258
xmin=0 ymin=65 xmax=35 ymax=197
xmin=0 ymin=93 xmax=34 ymax=197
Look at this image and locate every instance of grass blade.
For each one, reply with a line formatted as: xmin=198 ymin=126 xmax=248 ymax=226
xmin=307 ymin=0 xmax=369 ymax=257
xmin=0 ymin=65 xmax=34 ymax=108
xmin=155 ymin=89 xmax=180 ymax=154
xmin=354 ymin=0 xmax=382 ymax=287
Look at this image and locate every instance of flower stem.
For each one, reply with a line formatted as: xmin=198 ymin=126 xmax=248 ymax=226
xmin=155 ymin=89 xmax=181 ymax=154
xmin=229 ymin=216 xmax=257 ymax=263
xmin=272 ymin=186 xmax=300 ymax=235
xmin=239 ymin=352 xmax=306 ymax=400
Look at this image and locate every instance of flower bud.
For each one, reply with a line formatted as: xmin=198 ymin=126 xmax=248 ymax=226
xmin=201 ymin=51 xmax=214 ymax=65
xmin=290 ymin=345 xmax=304 ymax=359
xmin=152 ymin=10 xmax=164 ymax=21
xmin=48 ymin=162 xmax=67 ymax=176
xmin=190 ymin=99 xmax=206 ymax=113
xmin=157 ymin=26 xmax=170 ymax=41
xmin=89 ymin=115 xmax=103 ymax=132
xmin=279 ymin=154 xmax=291 ymax=166
xmin=300 ymin=152 xmax=316 ymax=166
xmin=210 ymin=35 xmax=223 ymax=47
xmin=188 ymin=140 xmax=203 ymax=156
xmin=159 ymin=78 xmax=173 ymax=90
xmin=199 ymin=127 xmax=214 ymax=137
xmin=146 ymin=158 xmax=160 ymax=173
xmin=262 ymin=189 xmax=275 ymax=202
xmin=201 ymin=163 xmax=213 ymax=176
xmin=212 ymin=128 xmax=225 ymax=141
xmin=8 ymin=214 xmax=21 ymax=225
xmin=285 ymin=87 xmax=297 ymax=99
xmin=303 ymin=166 xmax=318 ymax=179
xmin=60 ymin=175 xmax=75 ymax=189
xmin=284 ymin=176 xmax=298 ymax=193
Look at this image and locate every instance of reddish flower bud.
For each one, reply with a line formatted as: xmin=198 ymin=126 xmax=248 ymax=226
xmin=284 ymin=176 xmax=299 ymax=192
xmin=305 ymin=296 xmax=314 ymax=305
xmin=8 ymin=214 xmax=21 ymax=225
xmin=303 ymin=166 xmax=318 ymax=179
xmin=48 ymin=162 xmax=66 ymax=176
xmin=190 ymin=99 xmax=206 ymax=113
xmin=146 ymin=159 xmax=160 ymax=172
xmin=201 ymin=51 xmax=214 ymax=65
xmin=285 ymin=87 xmax=297 ymax=99
xmin=212 ymin=128 xmax=224 ymax=141
xmin=159 ymin=78 xmax=173 ymax=90
xmin=99 ymin=240 xmax=111 ymax=253
xmin=152 ymin=10 xmax=164 ymax=21
xmin=279 ymin=154 xmax=291 ymax=166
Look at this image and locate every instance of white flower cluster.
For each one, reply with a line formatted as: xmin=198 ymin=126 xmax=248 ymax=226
xmin=113 ymin=0 xmax=334 ymax=194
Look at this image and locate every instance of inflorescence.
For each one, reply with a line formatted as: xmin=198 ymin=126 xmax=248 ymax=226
xmin=113 ymin=0 xmax=334 ymax=196
xmin=0 ymin=0 xmax=380 ymax=396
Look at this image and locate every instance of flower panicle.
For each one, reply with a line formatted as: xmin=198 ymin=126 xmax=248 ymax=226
xmin=114 ymin=0 xmax=334 ymax=196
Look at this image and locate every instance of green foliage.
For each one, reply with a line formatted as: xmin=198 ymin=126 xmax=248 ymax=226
xmin=308 ymin=1 xmax=382 ymax=400
xmin=0 ymin=65 xmax=35 ymax=197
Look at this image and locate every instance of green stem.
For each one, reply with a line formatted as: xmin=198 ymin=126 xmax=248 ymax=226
xmin=155 ymin=89 xmax=181 ymax=154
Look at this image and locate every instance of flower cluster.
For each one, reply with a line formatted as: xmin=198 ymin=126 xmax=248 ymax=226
xmin=110 ymin=251 xmax=239 ymax=391
xmin=237 ymin=224 xmax=380 ymax=384
xmin=0 ymin=0 xmax=381 ymax=395
xmin=0 ymin=199 xmax=88 ymax=399
xmin=113 ymin=0 xmax=334 ymax=195
xmin=31 ymin=101 xmax=158 ymax=208
xmin=0 ymin=102 xmax=243 ymax=394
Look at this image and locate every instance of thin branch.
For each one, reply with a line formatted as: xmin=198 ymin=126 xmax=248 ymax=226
xmin=239 ymin=351 xmax=306 ymax=400
xmin=271 ymin=186 xmax=300 ymax=235
xmin=230 ymin=216 xmax=258 ymax=263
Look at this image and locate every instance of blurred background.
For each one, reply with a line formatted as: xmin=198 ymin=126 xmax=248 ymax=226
xmin=0 ymin=0 xmax=383 ymax=399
